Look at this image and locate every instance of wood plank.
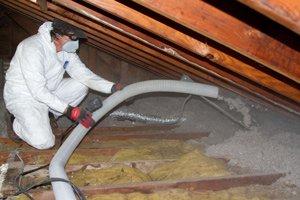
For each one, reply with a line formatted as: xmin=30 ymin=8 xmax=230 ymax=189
xmin=0 ymin=148 xmax=119 ymax=164
xmin=82 ymin=173 xmax=285 ymax=194
xmin=28 ymin=173 xmax=284 ymax=199
xmin=37 ymin=0 xmax=47 ymax=12
xmin=131 ymin=0 xmax=300 ymax=82
xmin=237 ymin=0 xmax=300 ymax=35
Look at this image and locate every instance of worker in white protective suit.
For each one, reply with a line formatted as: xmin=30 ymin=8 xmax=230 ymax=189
xmin=3 ymin=19 xmax=123 ymax=149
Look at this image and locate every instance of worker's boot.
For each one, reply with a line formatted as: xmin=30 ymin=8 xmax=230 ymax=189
xmin=49 ymin=113 xmax=62 ymax=148
xmin=6 ymin=114 xmax=22 ymax=143
xmin=49 ymin=112 xmax=59 ymax=129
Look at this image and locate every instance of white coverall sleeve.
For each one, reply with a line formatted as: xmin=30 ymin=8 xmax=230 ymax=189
xmin=65 ymin=53 xmax=114 ymax=93
xmin=19 ymin=45 xmax=68 ymax=113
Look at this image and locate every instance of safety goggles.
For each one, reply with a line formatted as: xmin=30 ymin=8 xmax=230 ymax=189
xmin=67 ymin=34 xmax=79 ymax=41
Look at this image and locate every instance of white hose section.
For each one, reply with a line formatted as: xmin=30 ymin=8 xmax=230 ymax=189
xmin=49 ymin=80 xmax=219 ymax=200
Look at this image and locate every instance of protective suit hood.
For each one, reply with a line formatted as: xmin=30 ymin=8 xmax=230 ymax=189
xmin=38 ymin=22 xmax=56 ymax=53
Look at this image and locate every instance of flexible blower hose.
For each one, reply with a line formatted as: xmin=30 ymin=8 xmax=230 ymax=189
xmin=49 ymin=80 xmax=219 ymax=200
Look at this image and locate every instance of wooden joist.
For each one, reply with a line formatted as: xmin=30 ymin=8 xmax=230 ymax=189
xmin=131 ymin=0 xmax=300 ymax=83
xmin=24 ymin=173 xmax=284 ymax=199
xmin=80 ymin=173 xmax=285 ymax=194
xmin=0 ymin=148 xmax=119 ymax=164
xmin=237 ymin=0 xmax=300 ymax=35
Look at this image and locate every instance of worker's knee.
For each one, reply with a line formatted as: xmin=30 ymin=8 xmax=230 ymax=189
xmin=23 ymin=124 xmax=55 ymax=149
xmin=29 ymin=135 xmax=55 ymax=149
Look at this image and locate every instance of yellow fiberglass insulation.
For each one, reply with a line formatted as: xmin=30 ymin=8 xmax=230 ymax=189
xmin=69 ymin=164 xmax=151 ymax=187
xmin=35 ymin=153 xmax=110 ymax=165
xmin=149 ymin=149 xmax=230 ymax=181
xmin=110 ymin=139 xmax=194 ymax=161
xmin=67 ymin=153 xmax=110 ymax=165
xmin=69 ymin=149 xmax=228 ymax=188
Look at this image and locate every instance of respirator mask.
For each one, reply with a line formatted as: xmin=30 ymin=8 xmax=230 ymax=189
xmin=62 ymin=40 xmax=79 ymax=53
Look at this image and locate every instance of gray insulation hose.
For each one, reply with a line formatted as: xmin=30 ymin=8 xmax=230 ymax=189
xmin=49 ymin=80 xmax=219 ymax=200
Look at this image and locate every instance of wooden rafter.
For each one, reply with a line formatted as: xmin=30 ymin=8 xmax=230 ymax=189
xmin=130 ymin=0 xmax=300 ymax=83
xmin=37 ymin=0 xmax=47 ymax=12
xmin=237 ymin=0 xmax=300 ymax=35
xmin=51 ymin=0 xmax=300 ymax=109
xmin=64 ymin=0 xmax=300 ymax=104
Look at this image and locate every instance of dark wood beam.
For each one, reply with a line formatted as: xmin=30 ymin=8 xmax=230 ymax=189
xmin=0 ymin=148 xmax=119 ymax=164
xmin=6 ymin=12 xmax=40 ymax=35
xmin=37 ymin=0 xmax=47 ymax=12
xmin=237 ymin=0 xmax=300 ymax=35
xmin=28 ymin=173 xmax=284 ymax=199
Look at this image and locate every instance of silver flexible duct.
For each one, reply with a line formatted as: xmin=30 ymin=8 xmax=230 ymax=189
xmin=49 ymin=80 xmax=219 ymax=200
xmin=109 ymin=95 xmax=191 ymax=125
xmin=110 ymin=110 xmax=185 ymax=124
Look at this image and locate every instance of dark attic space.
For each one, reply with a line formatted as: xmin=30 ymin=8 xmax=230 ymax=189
xmin=0 ymin=0 xmax=299 ymax=200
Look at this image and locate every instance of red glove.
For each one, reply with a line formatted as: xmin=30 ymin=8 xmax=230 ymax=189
xmin=66 ymin=106 xmax=95 ymax=128
xmin=111 ymin=83 xmax=123 ymax=93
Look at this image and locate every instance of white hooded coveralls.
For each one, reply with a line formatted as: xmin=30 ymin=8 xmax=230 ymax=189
xmin=3 ymin=22 xmax=114 ymax=149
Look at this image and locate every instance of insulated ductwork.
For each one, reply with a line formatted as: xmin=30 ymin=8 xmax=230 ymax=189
xmin=49 ymin=80 xmax=219 ymax=200
xmin=110 ymin=110 xmax=185 ymax=124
